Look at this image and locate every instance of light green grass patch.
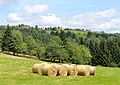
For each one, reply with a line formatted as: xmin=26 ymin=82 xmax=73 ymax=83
xmin=0 ymin=54 xmax=120 ymax=85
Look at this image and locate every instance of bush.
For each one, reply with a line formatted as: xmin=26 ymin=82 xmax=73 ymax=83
xmin=117 ymin=62 xmax=120 ymax=68
xmin=109 ymin=62 xmax=117 ymax=67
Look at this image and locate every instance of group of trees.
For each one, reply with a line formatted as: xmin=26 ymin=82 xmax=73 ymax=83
xmin=0 ymin=25 xmax=92 ymax=65
xmin=79 ymin=33 xmax=120 ymax=67
xmin=49 ymin=30 xmax=120 ymax=67
xmin=1 ymin=25 xmax=120 ymax=67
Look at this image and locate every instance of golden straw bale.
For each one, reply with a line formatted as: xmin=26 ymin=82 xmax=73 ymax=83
xmin=53 ymin=64 xmax=68 ymax=76
xmin=62 ymin=64 xmax=78 ymax=76
xmin=42 ymin=64 xmax=57 ymax=76
xmin=77 ymin=65 xmax=90 ymax=76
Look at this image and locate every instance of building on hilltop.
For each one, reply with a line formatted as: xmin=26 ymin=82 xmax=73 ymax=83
xmin=71 ymin=29 xmax=76 ymax=31
xmin=57 ymin=27 xmax=64 ymax=30
xmin=23 ymin=25 xmax=30 ymax=28
xmin=18 ymin=24 xmax=30 ymax=28
xmin=60 ymin=27 xmax=64 ymax=30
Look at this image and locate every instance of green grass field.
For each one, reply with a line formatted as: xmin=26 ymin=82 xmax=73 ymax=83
xmin=46 ymin=30 xmax=88 ymax=37
xmin=0 ymin=54 xmax=120 ymax=85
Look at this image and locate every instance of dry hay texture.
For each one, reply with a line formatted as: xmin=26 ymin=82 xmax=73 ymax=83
xmin=89 ymin=66 xmax=96 ymax=75
xmin=62 ymin=64 xmax=78 ymax=76
xmin=77 ymin=65 xmax=90 ymax=76
xmin=32 ymin=63 xmax=48 ymax=75
xmin=32 ymin=63 xmax=96 ymax=76
xmin=42 ymin=64 xmax=57 ymax=76
xmin=80 ymin=65 xmax=96 ymax=75
xmin=52 ymin=64 xmax=68 ymax=76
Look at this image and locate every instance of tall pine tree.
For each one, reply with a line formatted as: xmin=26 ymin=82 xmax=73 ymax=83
xmin=59 ymin=30 xmax=66 ymax=46
xmin=1 ymin=25 xmax=14 ymax=52
xmin=11 ymin=30 xmax=23 ymax=55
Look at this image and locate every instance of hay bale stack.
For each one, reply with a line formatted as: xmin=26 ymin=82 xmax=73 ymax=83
xmin=89 ymin=66 xmax=96 ymax=75
xmin=81 ymin=65 xmax=96 ymax=75
xmin=32 ymin=64 xmax=45 ymax=75
xmin=53 ymin=64 xmax=68 ymax=76
xmin=77 ymin=65 xmax=90 ymax=76
xmin=41 ymin=63 xmax=48 ymax=65
xmin=42 ymin=64 xmax=57 ymax=76
xmin=63 ymin=64 xmax=78 ymax=76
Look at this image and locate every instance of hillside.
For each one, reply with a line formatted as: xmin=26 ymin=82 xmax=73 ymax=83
xmin=46 ymin=30 xmax=88 ymax=37
xmin=1 ymin=25 xmax=120 ymax=67
xmin=0 ymin=54 xmax=120 ymax=85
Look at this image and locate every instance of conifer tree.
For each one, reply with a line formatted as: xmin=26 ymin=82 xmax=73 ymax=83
xmin=59 ymin=30 xmax=66 ymax=46
xmin=1 ymin=25 xmax=13 ymax=52
xmin=11 ymin=30 xmax=23 ymax=55
xmin=21 ymin=42 xmax=28 ymax=55
xmin=99 ymin=38 xmax=110 ymax=66
xmin=107 ymin=37 xmax=120 ymax=65
xmin=24 ymin=36 xmax=37 ymax=57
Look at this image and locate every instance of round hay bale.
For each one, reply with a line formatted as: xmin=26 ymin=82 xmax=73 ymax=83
xmin=41 ymin=63 xmax=48 ymax=65
xmin=42 ymin=64 xmax=57 ymax=76
xmin=80 ymin=65 xmax=96 ymax=75
xmin=89 ymin=66 xmax=96 ymax=75
xmin=62 ymin=64 xmax=78 ymax=76
xmin=53 ymin=64 xmax=68 ymax=76
xmin=32 ymin=64 xmax=45 ymax=75
xmin=77 ymin=65 xmax=90 ymax=76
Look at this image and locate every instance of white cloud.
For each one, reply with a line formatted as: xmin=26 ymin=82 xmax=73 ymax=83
xmin=95 ymin=9 xmax=116 ymax=19
xmin=7 ymin=13 xmax=23 ymax=22
xmin=4 ymin=4 xmax=62 ymax=26
xmin=3 ymin=7 xmax=120 ymax=33
xmin=0 ymin=0 xmax=19 ymax=5
xmin=39 ymin=14 xmax=61 ymax=25
xmin=0 ymin=0 xmax=4 ymax=4
xmin=110 ymin=30 xmax=120 ymax=33
xmin=95 ymin=19 xmax=120 ymax=31
xmin=24 ymin=4 xmax=48 ymax=15
xmin=65 ymin=9 xmax=120 ymax=32
xmin=67 ymin=9 xmax=116 ymax=27
xmin=110 ymin=19 xmax=120 ymax=28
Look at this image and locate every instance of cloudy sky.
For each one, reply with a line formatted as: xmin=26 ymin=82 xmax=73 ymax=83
xmin=0 ymin=0 xmax=120 ymax=33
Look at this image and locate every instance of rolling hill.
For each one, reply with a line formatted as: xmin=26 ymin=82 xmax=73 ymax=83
xmin=0 ymin=53 xmax=120 ymax=85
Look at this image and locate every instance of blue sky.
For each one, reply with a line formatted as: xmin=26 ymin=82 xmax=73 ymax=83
xmin=0 ymin=0 xmax=120 ymax=33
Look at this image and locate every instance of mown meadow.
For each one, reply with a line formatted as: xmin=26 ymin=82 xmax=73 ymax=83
xmin=0 ymin=54 xmax=120 ymax=85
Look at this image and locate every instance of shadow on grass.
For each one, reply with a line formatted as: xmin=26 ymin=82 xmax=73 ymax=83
xmin=0 ymin=51 xmax=67 ymax=64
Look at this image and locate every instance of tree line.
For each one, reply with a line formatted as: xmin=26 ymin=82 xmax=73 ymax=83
xmin=0 ymin=25 xmax=92 ymax=65
xmin=1 ymin=25 xmax=120 ymax=67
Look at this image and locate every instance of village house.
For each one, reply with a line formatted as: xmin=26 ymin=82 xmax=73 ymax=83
xmin=23 ymin=25 xmax=30 ymax=28
xmin=71 ymin=29 xmax=76 ymax=31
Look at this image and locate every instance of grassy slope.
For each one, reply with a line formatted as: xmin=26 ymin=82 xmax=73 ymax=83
xmin=70 ymin=31 xmax=88 ymax=37
xmin=46 ymin=30 xmax=88 ymax=37
xmin=0 ymin=54 xmax=120 ymax=85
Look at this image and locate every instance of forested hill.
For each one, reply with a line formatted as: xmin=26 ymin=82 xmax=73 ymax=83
xmin=0 ymin=25 xmax=120 ymax=67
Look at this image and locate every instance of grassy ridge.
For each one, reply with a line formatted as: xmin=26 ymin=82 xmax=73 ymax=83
xmin=0 ymin=54 xmax=120 ymax=85
xmin=46 ymin=30 xmax=88 ymax=37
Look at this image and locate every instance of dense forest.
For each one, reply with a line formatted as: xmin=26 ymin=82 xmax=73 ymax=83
xmin=0 ymin=25 xmax=120 ymax=67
